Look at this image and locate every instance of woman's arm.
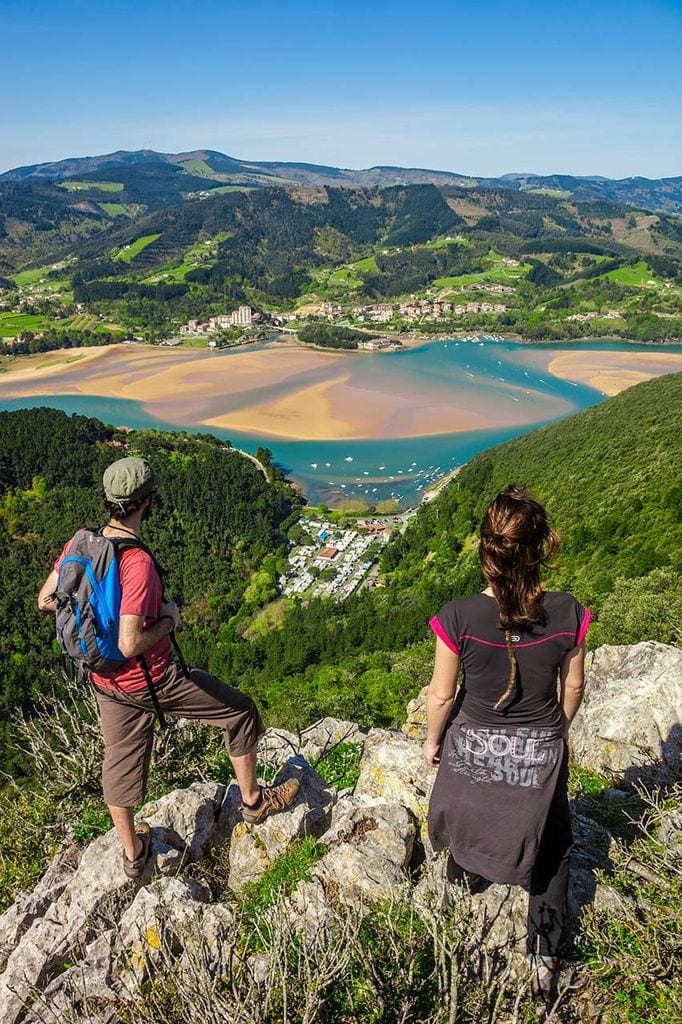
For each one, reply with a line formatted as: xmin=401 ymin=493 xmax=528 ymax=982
xmin=559 ymin=644 xmax=586 ymax=737
xmin=423 ymin=637 xmax=461 ymax=767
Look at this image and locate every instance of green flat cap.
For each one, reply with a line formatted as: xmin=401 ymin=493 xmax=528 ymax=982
xmin=103 ymin=457 xmax=157 ymax=502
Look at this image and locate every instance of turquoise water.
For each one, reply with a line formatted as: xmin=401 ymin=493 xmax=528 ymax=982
xmin=2 ymin=339 xmax=679 ymax=508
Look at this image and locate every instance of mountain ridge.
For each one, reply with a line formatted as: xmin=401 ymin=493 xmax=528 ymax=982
xmin=2 ymin=148 xmax=682 ymax=215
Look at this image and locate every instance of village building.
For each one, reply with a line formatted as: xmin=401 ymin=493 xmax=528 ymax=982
xmin=357 ymin=338 xmax=395 ymax=350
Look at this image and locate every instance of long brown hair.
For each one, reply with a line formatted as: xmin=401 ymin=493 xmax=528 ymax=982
xmin=479 ymin=485 xmax=560 ymax=709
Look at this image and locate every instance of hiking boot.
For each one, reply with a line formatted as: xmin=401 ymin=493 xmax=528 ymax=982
xmin=241 ymin=778 xmax=300 ymax=825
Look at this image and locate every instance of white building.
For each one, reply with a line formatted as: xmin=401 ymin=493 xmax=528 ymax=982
xmin=231 ymin=305 xmax=252 ymax=326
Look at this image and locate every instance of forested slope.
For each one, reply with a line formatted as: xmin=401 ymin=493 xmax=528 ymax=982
xmin=385 ymin=370 xmax=682 ymax=606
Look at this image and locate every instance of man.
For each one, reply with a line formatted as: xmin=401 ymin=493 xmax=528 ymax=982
xmin=38 ymin=456 xmax=299 ymax=878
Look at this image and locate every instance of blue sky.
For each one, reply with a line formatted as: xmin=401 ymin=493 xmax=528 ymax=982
xmin=1 ymin=0 xmax=681 ymax=177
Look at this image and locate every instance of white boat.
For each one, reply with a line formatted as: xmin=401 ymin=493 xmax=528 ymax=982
xmin=378 ymin=465 xmax=386 ymax=470
xmin=310 ymin=463 xmax=318 ymax=468
xmin=325 ymin=462 xmax=331 ymax=467
xmin=344 ymin=456 xmax=353 ymax=462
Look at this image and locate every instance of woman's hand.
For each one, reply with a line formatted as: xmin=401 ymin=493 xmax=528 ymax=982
xmin=423 ymin=738 xmax=441 ymax=768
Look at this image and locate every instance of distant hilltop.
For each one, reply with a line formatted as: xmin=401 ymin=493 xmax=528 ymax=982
xmin=2 ymin=147 xmax=682 ymax=215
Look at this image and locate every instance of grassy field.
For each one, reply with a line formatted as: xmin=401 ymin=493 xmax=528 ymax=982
xmin=605 ymin=260 xmax=661 ymax=287
xmin=59 ymin=180 xmax=123 ymax=193
xmin=113 ymin=233 xmax=161 ymax=263
xmin=434 ymin=251 xmax=530 ymax=291
xmin=12 ymin=265 xmax=58 ymax=286
xmin=0 ymin=312 xmax=50 ymax=337
xmin=208 ymin=184 xmax=257 ymax=194
xmin=64 ymin=313 xmax=99 ymax=331
xmin=525 ymin=187 xmax=572 ymax=198
xmin=423 ymin=235 xmax=466 ymax=250
xmin=328 ymin=254 xmax=378 ymax=287
xmin=140 ymin=233 xmax=231 ymax=284
xmin=98 ymin=202 xmax=134 ymax=218
xmin=434 ymin=266 xmax=528 ymax=289
xmin=179 ymin=158 xmax=217 ymax=178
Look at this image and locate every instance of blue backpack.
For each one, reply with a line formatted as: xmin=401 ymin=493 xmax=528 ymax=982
xmin=55 ymin=529 xmax=134 ymax=673
xmin=54 ymin=529 xmax=185 ymax=726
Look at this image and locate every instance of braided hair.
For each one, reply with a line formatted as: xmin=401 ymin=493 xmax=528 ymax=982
xmin=479 ymin=485 xmax=560 ymax=710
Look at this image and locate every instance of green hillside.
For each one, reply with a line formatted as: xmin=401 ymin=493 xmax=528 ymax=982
xmin=2 ymin=172 xmax=681 ymax=345
xmin=387 ymin=371 xmax=682 ymax=608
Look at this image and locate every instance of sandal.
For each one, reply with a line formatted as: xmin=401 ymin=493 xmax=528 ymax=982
xmin=122 ymin=822 xmax=152 ymax=879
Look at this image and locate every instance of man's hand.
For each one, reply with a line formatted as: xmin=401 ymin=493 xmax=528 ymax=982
xmin=160 ymin=600 xmax=181 ymax=629
xmin=38 ymin=570 xmax=59 ymax=613
xmin=423 ymin=738 xmax=441 ymax=768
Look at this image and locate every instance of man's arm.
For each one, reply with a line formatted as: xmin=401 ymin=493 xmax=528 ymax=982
xmin=38 ymin=570 xmax=59 ymax=613
xmin=117 ymin=601 xmax=180 ymax=660
xmin=423 ymin=637 xmax=461 ymax=767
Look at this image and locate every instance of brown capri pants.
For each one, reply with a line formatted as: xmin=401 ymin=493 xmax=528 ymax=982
xmin=95 ymin=662 xmax=265 ymax=807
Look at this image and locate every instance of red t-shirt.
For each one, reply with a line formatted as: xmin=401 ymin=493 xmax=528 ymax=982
xmin=55 ymin=540 xmax=172 ymax=693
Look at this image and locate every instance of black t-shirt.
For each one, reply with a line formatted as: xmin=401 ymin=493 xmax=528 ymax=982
xmin=430 ymin=591 xmax=591 ymax=728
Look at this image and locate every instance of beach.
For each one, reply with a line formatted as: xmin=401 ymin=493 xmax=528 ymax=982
xmin=544 ymin=349 xmax=682 ymax=395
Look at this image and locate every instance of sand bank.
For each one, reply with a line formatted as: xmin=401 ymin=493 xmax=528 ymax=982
xmin=546 ymin=349 xmax=682 ymax=396
xmin=0 ymin=341 xmax=557 ymax=441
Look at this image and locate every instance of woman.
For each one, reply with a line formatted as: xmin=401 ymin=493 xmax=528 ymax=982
xmin=424 ymin=485 xmax=590 ymax=997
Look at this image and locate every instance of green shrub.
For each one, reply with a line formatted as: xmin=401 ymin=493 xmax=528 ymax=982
xmin=315 ymin=742 xmax=362 ymax=790
xmin=590 ymin=567 xmax=682 ymax=647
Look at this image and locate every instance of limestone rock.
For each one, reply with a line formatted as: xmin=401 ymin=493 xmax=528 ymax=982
xmin=413 ymin=854 xmax=529 ymax=976
xmin=571 ymin=810 xmax=615 ymax=872
xmin=0 ymin=782 xmax=226 ymax=1024
xmin=315 ymin=801 xmax=416 ymax=901
xmin=658 ymin=809 xmax=682 ymax=858
xmin=0 ymin=844 xmax=81 ymax=970
xmin=142 ymin=780 xmax=227 ymax=868
xmin=288 ymin=800 xmax=416 ymax=937
xmin=299 ymin=717 xmax=367 ymax=764
xmin=571 ymin=642 xmax=682 ymax=773
xmin=257 ymin=727 xmax=300 ymax=768
xmin=227 ymin=756 xmax=336 ymax=890
xmin=354 ymin=728 xmax=435 ymax=841
xmin=401 ymin=686 xmax=428 ymax=742
xmin=23 ymin=931 xmax=120 ymax=1024
xmin=117 ymin=876 xmax=211 ymax=983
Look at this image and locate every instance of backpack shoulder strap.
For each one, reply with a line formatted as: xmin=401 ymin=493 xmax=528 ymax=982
xmin=102 ymin=530 xmax=189 ymax=682
xmin=103 ymin=531 xmax=166 ymax=585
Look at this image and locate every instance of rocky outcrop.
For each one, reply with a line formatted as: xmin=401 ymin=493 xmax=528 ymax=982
xmin=227 ymin=757 xmax=336 ymax=890
xmin=0 ymin=781 xmax=226 ymax=1024
xmin=2 ymin=641 xmax=680 ymax=1022
xmin=354 ymin=727 xmax=435 ymax=845
xmin=571 ymin=642 xmax=682 ymax=773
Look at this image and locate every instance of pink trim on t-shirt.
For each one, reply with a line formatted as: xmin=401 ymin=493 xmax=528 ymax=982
xmin=576 ymin=608 xmax=592 ymax=646
xmin=429 ymin=615 xmax=461 ymax=655
xmin=458 ymin=632 xmax=577 ymax=649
